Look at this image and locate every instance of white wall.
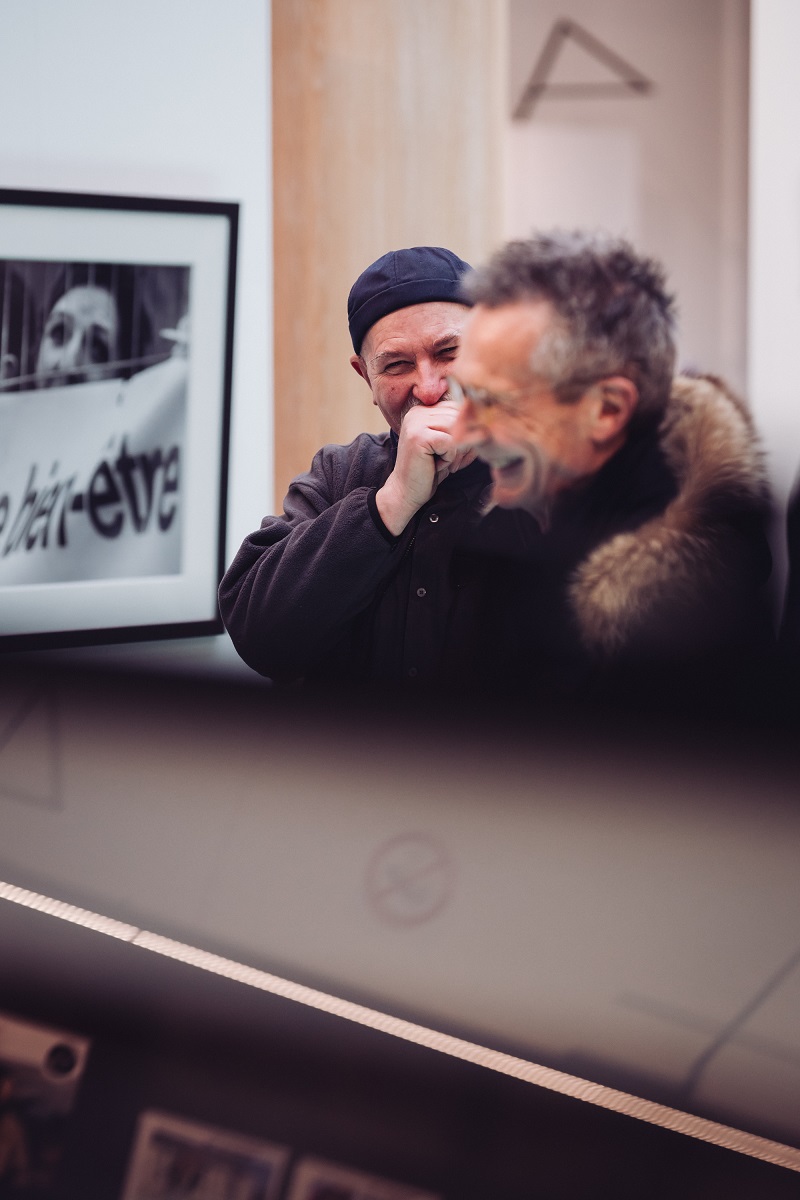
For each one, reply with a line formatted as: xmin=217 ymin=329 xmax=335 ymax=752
xmin=506 ymin=0 xmax=749 ymax=395
xmin=749 ymin=0 xmax=800 ymax=508
xmin=0 ymin=0 xmax=271 ymax=677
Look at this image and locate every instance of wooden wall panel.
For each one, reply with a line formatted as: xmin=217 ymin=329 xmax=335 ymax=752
xmin=272 ymin=0 xmax=506 ymax=509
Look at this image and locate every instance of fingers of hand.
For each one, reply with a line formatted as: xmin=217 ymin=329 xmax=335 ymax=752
xmin=400 ymin=422 xmax=455 ymax=464
xmin=434 ymin=448 xmax=469 ymax=482
xmin=394 ymin=403 xmax=469 ymax=496
xmin=434 ymin=461 xmax=451 ymax=488
xmin=450 ymin=447 xmax=478 ymax=474
xmin=402 ymin=400 xmax=461 ymax=437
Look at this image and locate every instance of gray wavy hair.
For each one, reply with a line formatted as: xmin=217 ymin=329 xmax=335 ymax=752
xmin=461 ymin=231 xmax=676 ymax=423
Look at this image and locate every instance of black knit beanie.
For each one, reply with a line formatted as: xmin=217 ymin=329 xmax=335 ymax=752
xmin=348 ymin=246 xmax=472 ymax=354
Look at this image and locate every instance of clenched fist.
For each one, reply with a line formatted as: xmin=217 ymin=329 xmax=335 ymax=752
xmin=375 ymin=399 xmax=477 ymax=535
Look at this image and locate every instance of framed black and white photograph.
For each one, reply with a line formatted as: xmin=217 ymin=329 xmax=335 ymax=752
xmin=285 ymin=1156 xmax=441 ymax=1200
xmin=0 ymin=187 xmax=237 ymax=649
xmin=0 ymin=1009 xmax=90 ymax=1197
xmin=120 ymin=1110 xmax=289 ymax=1200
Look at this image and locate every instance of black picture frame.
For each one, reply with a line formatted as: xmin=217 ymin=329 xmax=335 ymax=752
xmin=0 ymin=187 xmax=238 ymax=650
xmin=120 ymin=1110 xmax=290 ymax=1200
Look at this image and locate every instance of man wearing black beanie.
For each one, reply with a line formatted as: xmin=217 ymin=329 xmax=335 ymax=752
xmin=347 ymin=246 xmax=476 ymax=537
xmin=220 ymin=246 xmax=496 ymax=686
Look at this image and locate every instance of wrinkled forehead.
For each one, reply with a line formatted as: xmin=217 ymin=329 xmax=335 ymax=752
xmin=361 ymin=300 xmax=469 ymax=361
xmin=50 ymin=285 xmax=118 ymax=330
xmin=457 ymin=299 xmax=557 ymax=389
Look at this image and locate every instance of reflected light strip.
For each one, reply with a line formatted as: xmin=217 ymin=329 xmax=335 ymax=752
xmin=2 ymin=879 xmax=799 ymax=1174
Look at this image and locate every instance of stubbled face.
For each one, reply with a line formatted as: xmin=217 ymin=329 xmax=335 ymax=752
xmin=450 ymin=301 xmax=600 ymax=512
xmin=352 ymin=301 xmax=470 ymax=433
xmin=36 ymin=285 xmax=118 ymax=387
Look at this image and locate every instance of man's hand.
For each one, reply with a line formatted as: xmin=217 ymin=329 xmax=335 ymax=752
xmin=375 ymin=400 xmax=477 ymax=536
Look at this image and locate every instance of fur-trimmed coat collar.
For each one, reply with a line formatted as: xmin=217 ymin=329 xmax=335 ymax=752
xmin=568 ymin=373 xmax=771 ymax=658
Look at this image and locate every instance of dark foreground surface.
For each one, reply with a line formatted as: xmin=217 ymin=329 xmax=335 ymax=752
xmin=0 ymin=655 xmax=798 ymax=1198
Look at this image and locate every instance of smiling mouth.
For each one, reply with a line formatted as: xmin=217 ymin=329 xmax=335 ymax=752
xmin=479 ymin=448 xmax=529 ymax=489
xmin=478 ymin=445 xmax=548 ymax=511
xmin=489 ymin=454 xmax=526 ymax=482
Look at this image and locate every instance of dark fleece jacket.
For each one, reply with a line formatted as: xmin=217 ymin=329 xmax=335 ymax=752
xmin=219 ymin=374 xmax=773 ymax=694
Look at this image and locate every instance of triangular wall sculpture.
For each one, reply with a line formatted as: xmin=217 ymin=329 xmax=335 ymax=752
xmin=514 ymin=18 xmax=653 ymax=119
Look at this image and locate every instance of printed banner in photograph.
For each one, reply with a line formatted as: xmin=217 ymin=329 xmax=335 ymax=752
xmin=0 ymin=358 xmax=186 ymax=585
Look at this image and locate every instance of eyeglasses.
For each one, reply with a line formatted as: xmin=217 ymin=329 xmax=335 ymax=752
xmin=446 ymin=374 xmax=542 ymax=418
xmin=448 ymin=372 xmax=603 ymax=416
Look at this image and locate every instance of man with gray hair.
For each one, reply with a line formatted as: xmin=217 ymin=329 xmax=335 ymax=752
xmin=222 ymin=234 xmax=772 ymax=696
xmin=448 ymin=231 xmax=773 ymax=678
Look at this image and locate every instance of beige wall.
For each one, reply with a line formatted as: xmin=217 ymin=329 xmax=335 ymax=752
xmin=506 ymin=0 xmax=749 ymax=397
xmin=272 ymin=0 xmax=506 ymax=509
